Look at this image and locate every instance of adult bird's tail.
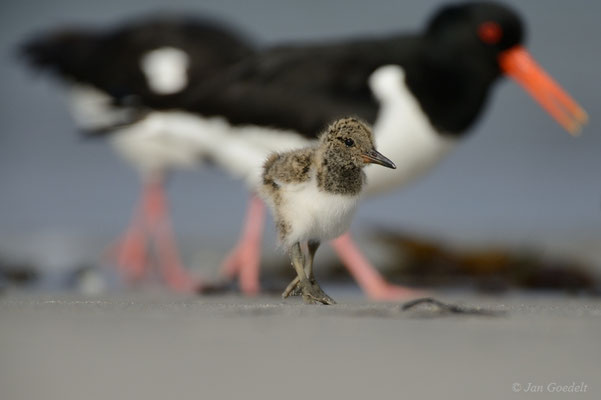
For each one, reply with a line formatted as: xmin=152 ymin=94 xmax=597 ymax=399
xmin=18 ymin=28 xmax=99 ymax=79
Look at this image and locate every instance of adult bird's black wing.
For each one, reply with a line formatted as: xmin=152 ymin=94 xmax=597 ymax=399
xmin=176 ymin=34 xmax=423 ymax=138
xmin=19 ymin=15 xmax=255 ymax=111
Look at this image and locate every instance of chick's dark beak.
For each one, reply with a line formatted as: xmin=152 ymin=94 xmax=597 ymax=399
xmin=362 ymin=149 xmax=396 ymax=169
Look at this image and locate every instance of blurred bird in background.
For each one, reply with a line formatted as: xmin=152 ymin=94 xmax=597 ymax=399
xmin=20 ymin=16 xmax=254 ymax=291
xmin=18 ymin=2 xmax=587 ymax=297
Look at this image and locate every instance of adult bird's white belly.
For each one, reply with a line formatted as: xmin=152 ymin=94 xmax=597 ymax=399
xmin=109 ymin=113 xmax=210 ymax=175
xmin=68 ymin=82 xmax=308 ymax=178
xmin=277 ymin=177 xmax=359 ymax=247
xmin=364 ymin=65 xmax=457 ymax=197
xmin=111 ymin=111 xmax=310 ymax=178
xmin=68 ymin=85 xmax=136 ymax=131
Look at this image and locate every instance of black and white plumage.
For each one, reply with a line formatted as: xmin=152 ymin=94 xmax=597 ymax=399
xmin=260 ymin=118 xmax=395 ymax=304
xmin=20 ymin=15 xmax=254 ymax=175
xmin=21 ymin=15 xmax=252 ymax=114
xmin=19 ymin=15 xmax=255 ymax=291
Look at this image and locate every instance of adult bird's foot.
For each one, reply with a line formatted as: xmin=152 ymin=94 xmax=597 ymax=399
xmin=219 ymin=244 xmax=261 ymax=296
xmin=364 ymin=281 xmax=427 ymax=302
xmin=164 ymin=274 xmax=203 ymax=293
xmin=330 ymin=233 xmax=425 ymax=302
xmin=103 ymin=234 xmax=148 ymax=282
xmin=161 ymin=263 xmax=206 ymax=293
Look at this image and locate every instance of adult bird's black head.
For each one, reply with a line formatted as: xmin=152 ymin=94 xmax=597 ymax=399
xmin=419 ymin=1 xmax=587 ymax=135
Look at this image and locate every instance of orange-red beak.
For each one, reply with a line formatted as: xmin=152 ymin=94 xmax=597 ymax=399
xmin=499 ymin=46 xmax=588 ymax=136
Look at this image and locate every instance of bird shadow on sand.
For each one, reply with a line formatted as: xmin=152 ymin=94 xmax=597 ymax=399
xmin=226 ymin=297 xmax=507 ymax=319
xmin=398 ymin=297 xmax=506 ymax=317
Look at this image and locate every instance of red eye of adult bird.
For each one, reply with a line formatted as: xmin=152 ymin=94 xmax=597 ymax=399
xmin=499 ymin=46 xmax=588 ymax=135
xmin=478 ymin=21 xmax=502 ymax=44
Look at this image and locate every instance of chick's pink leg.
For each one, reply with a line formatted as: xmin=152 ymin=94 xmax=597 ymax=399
xmin=220 ymin=194 xmax=265 ymax=296
xmin=330 ymin=232 xmax=423 ymax=301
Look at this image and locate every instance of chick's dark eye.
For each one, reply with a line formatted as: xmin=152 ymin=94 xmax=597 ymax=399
xmin=344 ymin=138 xmax=355 ymax=147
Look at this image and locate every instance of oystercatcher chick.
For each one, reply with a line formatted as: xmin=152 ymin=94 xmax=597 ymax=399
xmin=19 ymin=15 xmax=253 ymax=292
xmin=260 ymin=118 xmax=395 ymax=304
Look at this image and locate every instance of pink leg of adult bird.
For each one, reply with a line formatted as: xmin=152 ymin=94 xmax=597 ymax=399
xmin=220 ymin=194 xmax=265 ymax=295
xmin=330 ymin=233 xmax=423 ymax=300
xmin=105 ymin=190 xmax=149 ymax=282
xmin=143 ymin=179 xmax=201 ymax=292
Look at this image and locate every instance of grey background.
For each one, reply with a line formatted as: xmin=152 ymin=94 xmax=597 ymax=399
xmin=0 ymin=0 xmax=599 ymax=265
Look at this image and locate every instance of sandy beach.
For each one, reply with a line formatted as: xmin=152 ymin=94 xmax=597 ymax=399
xmin=1 ymin=291 xmax=599 ymax=400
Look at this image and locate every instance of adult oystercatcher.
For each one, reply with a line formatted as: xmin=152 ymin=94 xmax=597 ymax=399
xmin=169 ymin=1 xmax=586 ymax=298
xmin=259 ymin=117 xmax=396 ymax=304
xmin=20 ymin=15 xmax=254 ymax=291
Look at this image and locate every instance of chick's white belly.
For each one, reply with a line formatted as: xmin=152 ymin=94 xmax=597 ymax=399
xmin=279 ymin=182 xmax=359 ymax=246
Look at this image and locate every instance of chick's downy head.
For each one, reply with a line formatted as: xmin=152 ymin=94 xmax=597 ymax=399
xmin=319 ymin=117 xmax=395 ymax=169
